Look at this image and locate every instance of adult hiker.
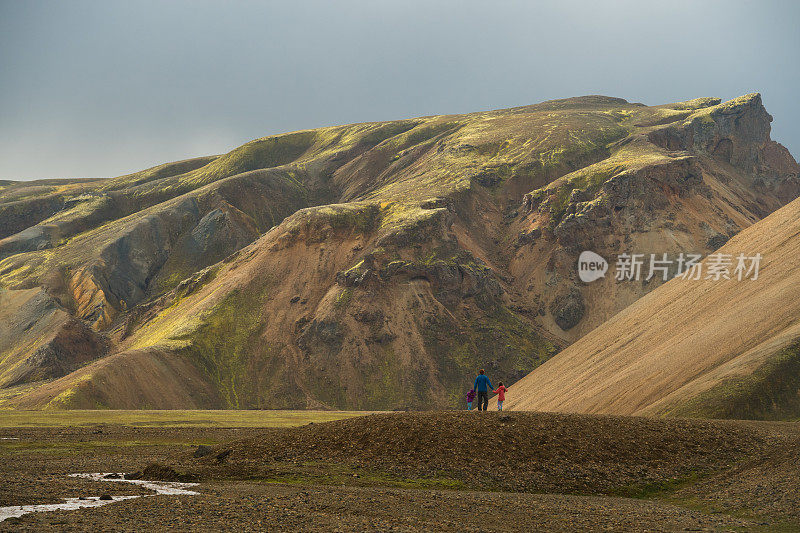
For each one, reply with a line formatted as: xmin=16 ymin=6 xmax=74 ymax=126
xmin=473 ymin=369 xmax=493 ymax=411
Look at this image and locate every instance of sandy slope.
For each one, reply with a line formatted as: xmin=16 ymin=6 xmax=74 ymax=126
xmin=503 ymin=195 xmax=800 ymax=417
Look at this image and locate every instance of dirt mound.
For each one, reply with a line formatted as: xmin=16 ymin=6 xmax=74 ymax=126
xmin=188 ymin=412 xmax=784 ymax=496
xmin=125 ymin=463 xmax=196 ymax=482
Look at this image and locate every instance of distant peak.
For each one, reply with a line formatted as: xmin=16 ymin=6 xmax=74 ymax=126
xmin=717 ymin=92 xmax=763 ymax=111
xmin=541 ymin=95 xmax=630 ymax=106
xmin=664 ymin=97 xmax=721 ymax=111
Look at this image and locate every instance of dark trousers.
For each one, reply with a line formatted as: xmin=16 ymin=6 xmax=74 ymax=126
xmin=476 ymin=391 xmax=489 ymax=411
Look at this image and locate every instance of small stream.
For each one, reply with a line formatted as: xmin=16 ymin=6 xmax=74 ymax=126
xmin=0 ymin=473 xmax=198 ymax=523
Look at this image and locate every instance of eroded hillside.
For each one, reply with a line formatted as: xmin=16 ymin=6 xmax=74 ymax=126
xmin=0 ymin=94 xmax=797 ymax=409
xmin=502 ymin=195 xmax=800 ymax=419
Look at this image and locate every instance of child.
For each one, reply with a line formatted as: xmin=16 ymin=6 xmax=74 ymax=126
xmin=493 ymin=382 xmax=508 ymax=411
xmin=466 ymin=389 xmax=476 ymax=410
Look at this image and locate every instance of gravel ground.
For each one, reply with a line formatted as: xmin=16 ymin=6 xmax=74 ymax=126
xmin=1 ymin=481 xmax=759 ymax=532
xmin=1 ymin=413 xmax=799 ymax=531
xmin=189 ymin=411 xmax=790 ymax=495
xmin=0 ymin=426 xmax=266 ymax=506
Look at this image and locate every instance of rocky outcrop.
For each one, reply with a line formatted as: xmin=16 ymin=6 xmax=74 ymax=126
xmin=514 ymin=94 xmax=800 ymax=337
xmin=12 ymin=317 xmax=108 ymax=386
xmin=685 ymin=93 xmax=772 ymax=171
xmin=69 ymin=198 xmax=201 ymax=328
xmin=648 ymin=93 xmax=799 ymax=179
xmin=549 ymin=156 xmax=706 ymax=251
xmin=0 ymin=288 xmax=107 ymax=387
xmin=0 ymin=225 xmax=61 ymax=259
xmin=0 ymin=195 xmax=64 ymax=240
xmin=549 ymin=288 xmax=585 ymax=331
xmin=297 ymin=319 xmax=346 ymax=354
xmin=377 ymin=255 xmax=503 ymax=307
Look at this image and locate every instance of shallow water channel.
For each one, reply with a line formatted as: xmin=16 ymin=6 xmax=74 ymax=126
xmin=0 ymin=472 xmax=198 ymax=522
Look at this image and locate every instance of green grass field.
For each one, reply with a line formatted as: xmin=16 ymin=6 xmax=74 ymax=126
xmin=0 ymin=410 xmax=371 ymax=428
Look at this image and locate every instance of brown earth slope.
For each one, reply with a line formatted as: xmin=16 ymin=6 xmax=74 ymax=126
xmin=503 ymin=194 xmax=800 ymax=419
xmin=0 ymin=94 xmax=797 ymax=409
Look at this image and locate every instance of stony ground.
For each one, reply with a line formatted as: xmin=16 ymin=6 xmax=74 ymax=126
xmin=3 ymin=482 xmax=759 ymax=532
xmin=1 ymin=412 xmax=799 ymax=531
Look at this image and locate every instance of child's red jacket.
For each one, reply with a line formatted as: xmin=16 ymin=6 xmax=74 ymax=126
xmin=493 ymin=386 xmax=508 ymax=401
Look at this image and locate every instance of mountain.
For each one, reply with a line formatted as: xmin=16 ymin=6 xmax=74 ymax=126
xmin=501 ymin=192 xmax=800 ymax=419
xmin=0 ymin=94 xmax=797 ymax=409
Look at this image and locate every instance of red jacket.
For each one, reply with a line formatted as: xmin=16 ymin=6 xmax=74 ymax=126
xmin=493 ymin=385 xmax=508 ymax=401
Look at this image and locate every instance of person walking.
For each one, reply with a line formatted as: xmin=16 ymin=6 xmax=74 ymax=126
xmin=473 ymin=369 xmax=493 ymax=411
xmin=493 ymin=382 xmax=508 ymax=411
xmin=466 ymin=389 xmax=476 ymax=410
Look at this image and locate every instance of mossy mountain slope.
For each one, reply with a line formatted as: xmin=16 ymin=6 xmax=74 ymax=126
xmin=0 ymin=94 xmax=797 ymax=409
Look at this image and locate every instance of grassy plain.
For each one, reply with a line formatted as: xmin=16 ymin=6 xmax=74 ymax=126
xmin=0 ymin=409 xmax=370 ymax=428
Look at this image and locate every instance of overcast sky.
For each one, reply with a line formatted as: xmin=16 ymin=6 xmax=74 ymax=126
xmin=1 ymin=0 xmax=798 ymax=180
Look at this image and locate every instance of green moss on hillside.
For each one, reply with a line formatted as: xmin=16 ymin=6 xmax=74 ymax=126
xmin=357 ymin=121 xmax=422 ymax=147
xmin=327 ymin=203 xmax=380 ymax=233
xmin=547 ymin=165 xmax=621 ymax=224
xmin=423 ymin=303 xmax=557 ymax=408
xmin=392 ymin=121 xmax=460 ymax=148
xmin=98 ymin=155 xmax=219 ymax=191
xmin=180 ymin=132 xmax=310 ymax=186
xmin=334 ymin=287 xmax=353 ymax=309
xmin=360 ymin=346 xmax=408 ymax=410
xmin=185 ymin=286 xmax=275 ymax=409
xmin=666 ymin=342 xmax=800 ymax=420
